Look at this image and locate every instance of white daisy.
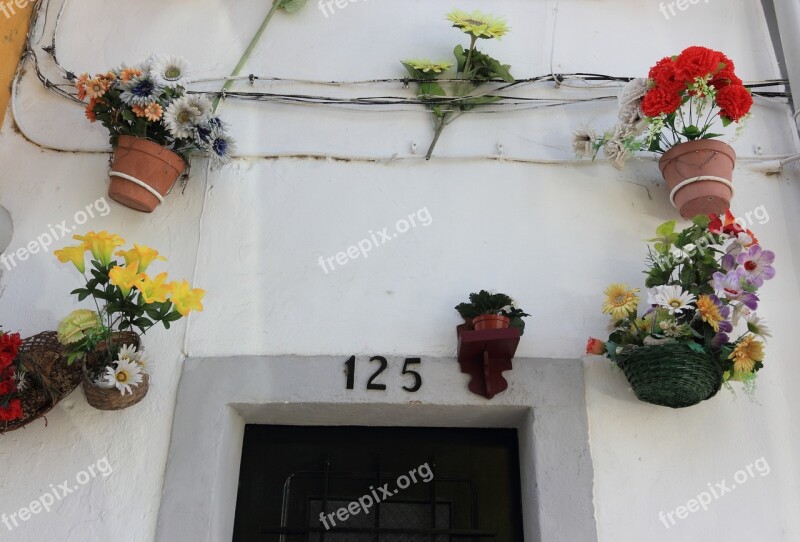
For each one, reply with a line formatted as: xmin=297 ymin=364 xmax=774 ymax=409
xmin=185 ymin=95 xmax=212 ymax=122
xmin=745 ymin=314 xmax=772 ymax=340
xmin=648 ymin=285 xmax=696 ymax=315
xmin=117 ymin=344 xmax=141 ymax=363
xmin=104 ymin=359 xmax=143 ymax=396
xmin=149 ymin=55 xmax=190 ymax=88
xmin=163 ymin=97 xmax=205 ymax=139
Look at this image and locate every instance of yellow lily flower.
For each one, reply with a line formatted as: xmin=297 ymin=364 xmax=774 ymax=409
xmin=168 ymin=280 xmax=205 ymax=316
xmin=135 ymin=272 xmax=171 ymax=304
xmin=116 ymin=244 xmax=166 ymax=273
xmin=54 ymin=244 xmax=88 ymax=273
xmin=108 ymin=262 xmax=145 ymax=297
xmin=74 ymin=231 xmax=125 ymax=266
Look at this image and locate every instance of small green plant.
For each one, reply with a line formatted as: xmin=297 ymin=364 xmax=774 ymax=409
xmin=455 ymin=290 xmax=529 ymax=334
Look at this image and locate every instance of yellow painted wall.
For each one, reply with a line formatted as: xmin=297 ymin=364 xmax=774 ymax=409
xmin=0 ymin=0 xmax=33 ymax=129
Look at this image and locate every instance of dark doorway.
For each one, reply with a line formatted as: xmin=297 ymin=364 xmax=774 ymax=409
xmin=233 ymin=425 xmax=525 ymax=541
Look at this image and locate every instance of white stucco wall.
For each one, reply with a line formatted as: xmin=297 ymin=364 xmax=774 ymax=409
xmin=1 ymin=0 xmax=799 ymax=541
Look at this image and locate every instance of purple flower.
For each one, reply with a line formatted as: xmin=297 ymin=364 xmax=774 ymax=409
xmin=736 ymin=245 xmax=776 ymax=287
xmin=712 ymin=270 xmax=759 ymax=310
xmin=711 ymin=332 xmax=730 ymax=349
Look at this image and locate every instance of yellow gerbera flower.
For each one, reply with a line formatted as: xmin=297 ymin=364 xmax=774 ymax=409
xmin=168 ymin=280 xmax=206 ymax=316
xmin=402 ymin=59 xmax=453 ymax=74
xmin=109 ymin=262 xmax=146 ymax=297
xmin=729 ymin=335 xmax=764 ymax=374
xmin=696 ymin=295 xmax=723 ymax=332
xmin=74 ymin=231 xmax=125 ymax=266
xmin=135 ymin=272 xmax=171 ymax=304
xmin=602 ymin=283 xmax=640 ymax=321
xmin=116 ymin=244 xmax=166 ymax=273
xmin=446 ymin=9 xmax=510 ymax=39
xmin=54 ymin=244 xmax=88 ymax=273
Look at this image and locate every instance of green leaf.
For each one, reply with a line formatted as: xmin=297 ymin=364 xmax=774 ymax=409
xmin=419 ymin=81 xmax=446 ymax=98
xmin=691 ymin=215 xmax=711 ymax=228
xmin=453 ymin=45 xmax=467 ymax=73
xmin=278 ymin=0 xmax=307 ymax=12
xmin=686 ymin=342 xmax=706 ymax=354
xmin=721 ymin=116 xmax=733 ymax=127
xmin=701 ymin=133 xmax=723 ymax=139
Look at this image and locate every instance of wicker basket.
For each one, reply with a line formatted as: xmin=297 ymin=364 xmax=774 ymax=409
xmin=82 ymin=332 xmax=149 ymax=411
xmin=0 ymin=332 xmax=81 ymax=434
xmin=616 ymin=344 xmax=723 ymax=409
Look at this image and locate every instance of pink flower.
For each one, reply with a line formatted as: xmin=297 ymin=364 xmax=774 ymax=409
xmin=736 ymin=245 xmax=775 ymax=287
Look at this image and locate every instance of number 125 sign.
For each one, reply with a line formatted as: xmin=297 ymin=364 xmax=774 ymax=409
xmin=344 ymin=356 xmax=423 ymax=393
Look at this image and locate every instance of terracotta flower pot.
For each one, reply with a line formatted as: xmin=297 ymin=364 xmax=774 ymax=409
xmin=659 ymin=140 xmax=736 ymax=219
xmin=108 ymin=136 xmax=186 ymax=213
xmin=472 ymin=314 xmax=510 ymax=331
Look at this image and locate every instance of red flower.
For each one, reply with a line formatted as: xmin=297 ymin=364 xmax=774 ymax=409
xmin=585 ymin=338 xmax=606 ymax=355
xmin=717 ymin=85 xmax=753 ymax=122
xmin=642 ymin=86 xmax=681 ymax=117
xmin=0 ymin=332 xmax=21 ymax=354
xmin=0 ymin=398 xmax=23 ymax=421
xmin=0 ymin=377 xmax=14 ymax=396
xmin=648 ymin=56 xmax=682 ymax=92
xmin=711 ymin=54 xmax=742 ymax=88
xmin=708 ymin=211 xmax=745 ymax=237
xmin=674 ymin=46 xmax=724 ymax=82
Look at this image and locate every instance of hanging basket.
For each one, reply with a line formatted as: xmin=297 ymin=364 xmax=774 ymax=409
xmin=659 ymin=140 xmax=736 ymax=220
xmin=0 ymin=332 xmax=82 ymax=434
xmin=108 ymin=136 xmax=186 ymax=213
xmin=82 ymin=332 xmax=149 ymax=411
xmin=615 ymin=343 xmax=723 ymax=408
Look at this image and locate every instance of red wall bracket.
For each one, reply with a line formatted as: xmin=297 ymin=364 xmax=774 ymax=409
xmin=456 ymin=324 xmax=521 ymax=399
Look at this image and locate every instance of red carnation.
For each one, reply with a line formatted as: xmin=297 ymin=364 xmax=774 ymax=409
xmin=0 ymin=398 xmax=23 ymax=421
xmin=0 ymin=377 xmax=14 ymax=396
xmin=0 ymin=332 xmax=21 ymax=354
xmin=674 ymin=46 xmax=724 ymax=82
xmin=711 ymin=54 xmax=741 ymax=88
xmin=717 ymin=84 xmax=753 ymax=121
xmin=642 ymin=86 xmax=681 ymax=117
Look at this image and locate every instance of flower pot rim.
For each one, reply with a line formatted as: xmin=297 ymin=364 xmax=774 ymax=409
xmin=659 ymin=139 xmax=737 ymax=174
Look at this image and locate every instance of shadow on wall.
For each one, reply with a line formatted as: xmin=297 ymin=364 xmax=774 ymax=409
xmin=0 ymin=205 xmax=12 ymax=283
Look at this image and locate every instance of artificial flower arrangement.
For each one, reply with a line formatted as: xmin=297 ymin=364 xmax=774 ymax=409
xmin=574 ymin=46 xmax=753 ymax=218
xmin=0 ymin=329 xmax=23 ymax=422
xmin=76 ymin=55 xmax=235 ymax=212
xmin=55 ymin=231 xmax=204 ymax=410
xmin=586 ymin=212 xmax=774 ymax=408
xmin=402 ymin=9 xmax=514 ymax=159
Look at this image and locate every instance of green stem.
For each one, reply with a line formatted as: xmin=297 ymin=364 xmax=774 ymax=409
xmin=211 ymin=0 xmax=281 ymax=113
xmin=425 ymin=115 xmax=448 ymax=160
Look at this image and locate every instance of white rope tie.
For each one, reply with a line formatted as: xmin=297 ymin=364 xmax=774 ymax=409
xmin=109 ymin=171 xmax=165 ymax=203
xmin=669 ymin=176 xmax=735 ymax=208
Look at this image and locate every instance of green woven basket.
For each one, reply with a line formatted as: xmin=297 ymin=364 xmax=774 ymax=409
xmin=616 ymin=343 xmax=723 ymax=408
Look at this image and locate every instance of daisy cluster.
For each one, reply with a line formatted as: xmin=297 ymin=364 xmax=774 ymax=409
xmin=587 ymin=211 xmax=775 ymax=384
xmin=94 ymin=343 xmax=147 ymax=396
xmin=76 ymin=55 xmax=235 ymax=166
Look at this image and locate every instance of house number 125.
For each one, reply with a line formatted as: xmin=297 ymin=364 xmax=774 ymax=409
xmin=344 ymin=356 xmax=423 ymax=393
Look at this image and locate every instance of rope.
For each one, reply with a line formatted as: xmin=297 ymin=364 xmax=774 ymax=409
xmin=669 ymin=176 xmax=735 ymax=208
xmin=108 ymin=171 xmax=165 ymax=203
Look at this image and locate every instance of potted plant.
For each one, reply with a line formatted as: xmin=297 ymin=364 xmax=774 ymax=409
xmin=455 ymin=290 xmax=529 ymax=334
xmin=402 ymin=9 xmax=514 ymax=159
xmin=586 ymin=212 xmax=774 ymax=408
xmin=575 ymin=46 xmax=752 ymax=218
xmin=0 ymin=329 xmax=82 ymax=433
xmin=54 ymin=231 xmax=205 ymax=410
xmin=76 ymin=55 xmax=235 ymax=213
